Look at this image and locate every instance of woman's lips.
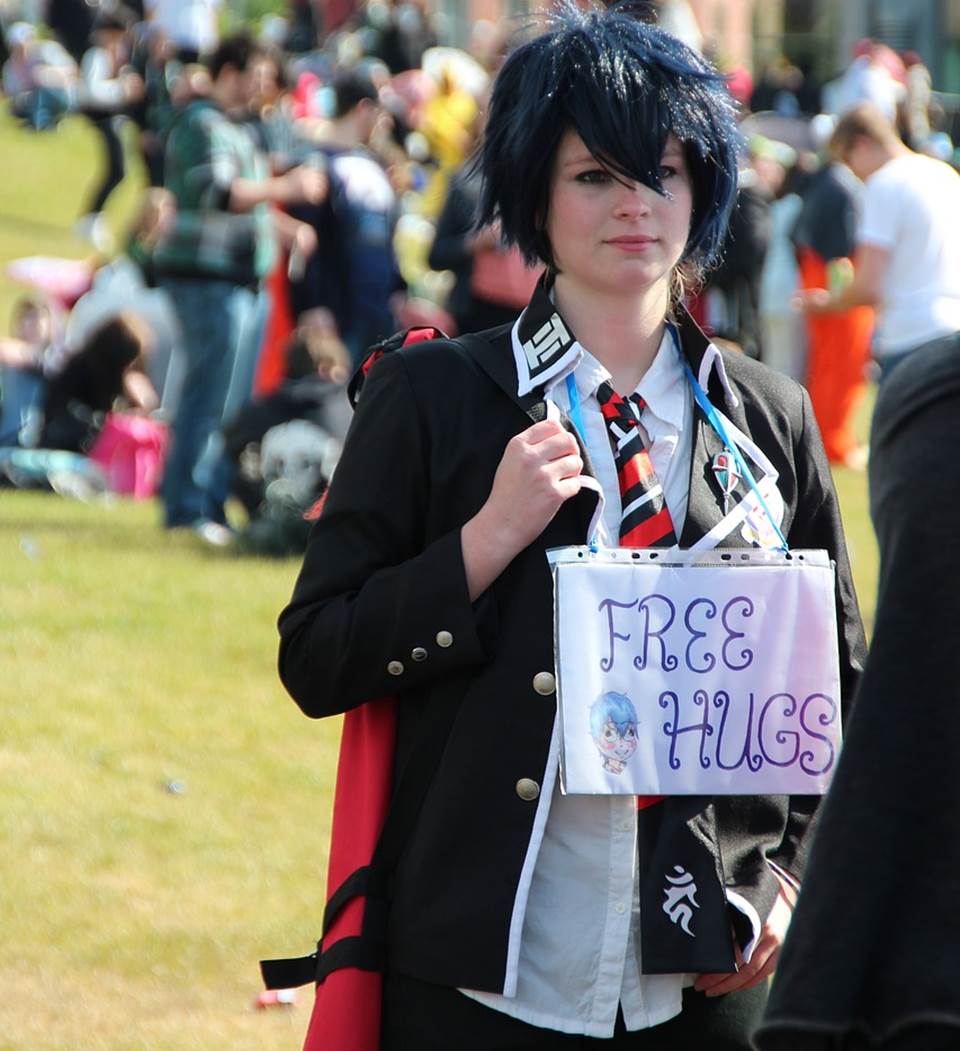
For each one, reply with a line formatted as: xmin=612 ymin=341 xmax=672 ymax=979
xmin=606 ymin=235 xmax=657 ymax=251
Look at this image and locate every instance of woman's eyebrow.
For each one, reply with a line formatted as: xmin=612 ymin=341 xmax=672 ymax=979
xmin=561 ymin=152 xmax=603 ymax=169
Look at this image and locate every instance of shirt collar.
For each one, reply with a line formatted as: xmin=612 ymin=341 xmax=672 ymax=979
xmin=573 ymin=329 xmax=686 ymax=430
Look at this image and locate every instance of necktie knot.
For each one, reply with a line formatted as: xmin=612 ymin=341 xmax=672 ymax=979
xmin=597 ymin=381 xmax=645 ymax=427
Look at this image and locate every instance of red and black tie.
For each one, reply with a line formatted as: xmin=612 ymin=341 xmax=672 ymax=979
xmin=596 ymin=381 xmax=677 ymax=549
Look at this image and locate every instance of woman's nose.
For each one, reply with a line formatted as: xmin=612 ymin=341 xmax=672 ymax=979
xmin=614 ymin=181 xmax=654 ymax=218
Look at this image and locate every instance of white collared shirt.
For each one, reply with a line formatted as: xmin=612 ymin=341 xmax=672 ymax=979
xmin=461 ymin=330 xmax=698 ymax=1036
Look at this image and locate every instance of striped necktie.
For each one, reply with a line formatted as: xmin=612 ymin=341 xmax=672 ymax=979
xmin=596 ymin=381 xmax=677 ymax=549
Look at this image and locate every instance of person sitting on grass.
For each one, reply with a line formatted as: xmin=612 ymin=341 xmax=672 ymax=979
xmin=0 ymin=296 xmax=60 ymax=447
xmin=223 ymin=309 xmax=350 ymax=554
xmin=38 ymin=313 xmax=157 ymax=454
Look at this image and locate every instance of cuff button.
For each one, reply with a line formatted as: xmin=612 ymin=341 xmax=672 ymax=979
xmin=411 ymin=647 xmax=428 ymax=662
xmin=435 ymin=630 xmax=453 ymax=648
xmin=387 ymin=660 xmax=404 ymax=676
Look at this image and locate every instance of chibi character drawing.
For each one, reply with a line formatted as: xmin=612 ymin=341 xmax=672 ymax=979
xmin=589 ymin=691 xmax=639 ymax=774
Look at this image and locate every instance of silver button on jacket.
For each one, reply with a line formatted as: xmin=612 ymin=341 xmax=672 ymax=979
xmin=411 ymin=647 xmax=428 ymax=662
xmin=387 ymin=660 xmax=404 ymax=676
xmin=532 ymin=671 xmax=556 ymax=696
xmin=515 ymin=778 xmax=540 ymax=801
xmin=435 ymin=630 xmax=453 ymax=648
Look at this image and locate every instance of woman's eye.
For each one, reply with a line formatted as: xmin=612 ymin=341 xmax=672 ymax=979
xmin=659 ymin=165 xmax=678 ymax=180
xmin=576 ymin=169 xmax=612 ymax=184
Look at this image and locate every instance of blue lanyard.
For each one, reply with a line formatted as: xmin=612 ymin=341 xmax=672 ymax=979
xmin=565 ymin=373 xmax=598 ymax=551
xmin=564 ymin=327 xmax=789 ymax=553
xmin=669 ymin=326 xmax=789 ymax=552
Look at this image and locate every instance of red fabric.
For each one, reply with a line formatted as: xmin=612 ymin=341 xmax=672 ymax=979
xmin=797 ymin=248 xmax=874 ymax=465
xmin=620 ymin=507 xmax=677 ymax=550
xmin=255 ymin=251 xmax=296 ymax=397
xmin=304 ymin=490 xmax=329 ymax=521
xmin=401 ymin=326 xmax=444 ymax=345
xmin=302 ymin=697 xmax=398 ymax=1051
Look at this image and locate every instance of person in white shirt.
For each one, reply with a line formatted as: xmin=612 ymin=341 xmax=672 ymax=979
xmin=75 ymin=9 xmax=144 ymax=251
xmin=144 ymin=0 xmax=222 ymax=62
xmin=275 ymin=7 xmax=865 ymax=1050
xmin=799 ymin=102 xmax=960 ymax=381
xmin=824 ymin=40 xmax=905 ymax=126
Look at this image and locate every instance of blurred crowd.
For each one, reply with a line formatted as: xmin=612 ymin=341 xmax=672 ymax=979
xmin=0 ymin=0 xmax=957 ymax=550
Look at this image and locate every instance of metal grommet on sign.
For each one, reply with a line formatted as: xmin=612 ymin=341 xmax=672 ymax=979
xmin=532 ymin=672 xmax=556 ymax=696
xmin=387 ymin=660 xmax=404 ymax=676
xmin=411 ymin=647 xmax=428 ymax=662
xmin=435 ymin=630 xmax=453 ymax=648
xmin=515 ymin=778 xmax=540 ymax=801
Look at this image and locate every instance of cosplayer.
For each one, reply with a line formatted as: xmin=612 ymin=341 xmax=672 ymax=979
xmin=277 ymin=5 xmax=865 ymax=1049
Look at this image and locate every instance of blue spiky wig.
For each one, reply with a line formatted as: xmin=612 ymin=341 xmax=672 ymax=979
xmin=590 ymin=691 xmax=639 ymax=740
xmin=475 ymin=2 xmax=739 ymax=274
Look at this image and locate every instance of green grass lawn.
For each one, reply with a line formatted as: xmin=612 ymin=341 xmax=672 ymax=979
xmin=1 ymin=493 xmax=334 ymax=1050
xmin=0 ymin=99 xmax=880 ymax=1050
xmin=0 ymin=106 xmax=145 ymax=334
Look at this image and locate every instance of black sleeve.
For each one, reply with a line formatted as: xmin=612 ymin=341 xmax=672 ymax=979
xmin=277 ymin=350 xmax=495 ymax=718
xmin=775 ymin=385 xmax=867 ymax=881
xmin=427 ymin=176 xmax=477 ymax=273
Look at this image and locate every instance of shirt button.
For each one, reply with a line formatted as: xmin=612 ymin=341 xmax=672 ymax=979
xmin=387 ymin=660 xmax=404 ymax=676
xmin=435 ymin=630 xmax=453 ymax=648
xmin=532 ymin=672 xmax=556 ymax=696
xmin=515 ymin=778 xmax=540 ymax=801
xmin=614 ymin=902 xmax=626 ymax=915
xmin=411 ymin=647 xmax=428 ymax=662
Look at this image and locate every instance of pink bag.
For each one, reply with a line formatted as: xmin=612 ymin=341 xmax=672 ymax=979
xmin=470 ymin=247 xmax=542 ymax=309
xmin=88 ymin=413 xmax=169 ymax=500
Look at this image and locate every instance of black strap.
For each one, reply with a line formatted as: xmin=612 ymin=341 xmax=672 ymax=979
xmin=322 ymin=865 xmax=377 ymax=934
xmin=315 ymin=935 xmax=387 ymax=981
xmin=260 ymin=950 xmax=320 ymax=990
xmin=260 ymin=934 xmax=389 ymax=990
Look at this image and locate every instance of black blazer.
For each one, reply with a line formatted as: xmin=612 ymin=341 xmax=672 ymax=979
xmin=278 ymin=310 xmax=866 ymax=992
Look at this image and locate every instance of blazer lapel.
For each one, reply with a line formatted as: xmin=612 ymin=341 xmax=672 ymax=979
xmin=673 ymin=309 xmax=730 ymax=547
xmin=680 ymin=401 xmax=730 ymax=547
xmin=674 ymin=308 xmax=769 ymax=550
xmin=457 ymin=329 xmax=601 ymax=542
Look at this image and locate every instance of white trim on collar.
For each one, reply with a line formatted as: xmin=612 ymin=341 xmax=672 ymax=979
xmin=511 ymin=304 xmax=581 ymax=397
xmin=697 ymin=340 xmax=740 ymax=411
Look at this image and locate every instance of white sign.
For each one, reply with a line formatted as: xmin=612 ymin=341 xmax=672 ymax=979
xmin=552 ymin=547 xmax=842 ymax=796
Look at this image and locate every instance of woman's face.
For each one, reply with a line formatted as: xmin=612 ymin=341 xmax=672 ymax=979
xmin=250 ymin=58 xmax=281 ymax=108
xmin=544 ymin=129 xmax=693 ymax=301
xmin=16 ymin=305 xmax=51 ymax=345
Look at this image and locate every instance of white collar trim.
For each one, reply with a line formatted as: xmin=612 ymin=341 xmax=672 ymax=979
xmin=697 ymin=340 xmax=739 ymax=411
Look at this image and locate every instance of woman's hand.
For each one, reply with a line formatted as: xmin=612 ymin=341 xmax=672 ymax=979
xmin=461 ymin=419 xmax=583 ymax=600
xmin=693 ymin=885 xmax=795 ymax=998
xmin=793 ymin=287 xmax=834 ymax=314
